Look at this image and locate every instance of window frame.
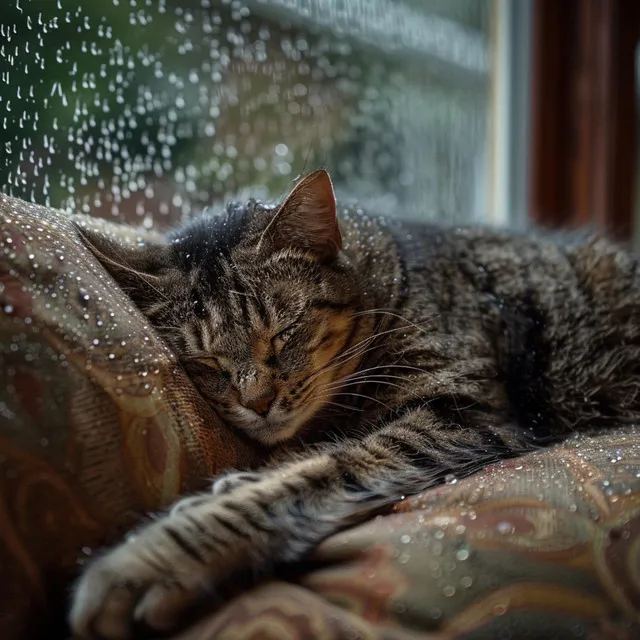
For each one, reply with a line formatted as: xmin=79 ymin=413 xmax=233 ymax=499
xmin=488 ymin=0 xmax=532 ymax=227
xmin=528 ymin=0 xmax=640 ymax=241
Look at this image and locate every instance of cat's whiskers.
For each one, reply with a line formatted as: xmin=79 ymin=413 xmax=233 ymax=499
xmin=343 ymin=364 xmax=434 ymax=379
xmin=314 ymin=323 xmax=383 ymax=370
xmin=304 ymin=322 xmax=422 ymax=386
xmin=312 ymin=378 xmax=423 ymax=413
xmin=320 ymin=313 xmax=395 ymax=362
xmin=352 ymin=309 xmax=437 ymax=336
xmin=319 ymin=373 xmax=420 ymax=391
xmin=322 ymin=401 xmax=364 ymax=413
xmin=318 ymin=378 xmax=419 ymax=397
xmin=332 ymin=382 xmax=418 ymax=403
xmin=295 ymin=332 xmax=426 ymax=408
xmin=338 ymin=319 xmax=435 ymax=358
xmin=310 ymin=364 xmax=471 ymax=417
xmin=298 ymin=334 xmax=382 ymax=392
xmin=314 ymin=365 xmax=434 ymax=397
xmin=296 ymin=342 xmax=383 ymax=400
xmin=295 ymin=360 xmax=390 ymax=410
xmin=311 ymin=391 xmax=394 ymax=412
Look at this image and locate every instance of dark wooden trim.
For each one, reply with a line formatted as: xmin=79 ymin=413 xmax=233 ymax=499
xmin=529 ymin=0 xmax=573 ymax=229
xmin=529 ymin=0 xmax=640 ymax=240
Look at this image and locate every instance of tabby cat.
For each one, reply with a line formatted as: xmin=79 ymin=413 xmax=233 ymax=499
xmin=70 ymin=170 xmax=640 ymax=639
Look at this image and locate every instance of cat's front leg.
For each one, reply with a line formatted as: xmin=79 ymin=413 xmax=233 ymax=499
xmin=210 ymin=470 xmax=264 ymax=496
xmin=70 ymin=409 xmax=514 ymax=640
xmin=70 ymin=457 xmax=342 ymax=640
xmin=167 ymin=471 xmax=264 ymax=518
xmin=69 ymin=489 xmax=241 ymax=640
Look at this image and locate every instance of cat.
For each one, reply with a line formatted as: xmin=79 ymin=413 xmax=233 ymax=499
xmin=69 ymin=169 xmax=640 ymax=639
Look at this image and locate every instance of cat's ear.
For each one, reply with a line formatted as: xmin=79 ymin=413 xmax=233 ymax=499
xmin=74 ymin=222 xmax=171 ymax=308
xmin=263 ymin=169 xmax=342 ymax=260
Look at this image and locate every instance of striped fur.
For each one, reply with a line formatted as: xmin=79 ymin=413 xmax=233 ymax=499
xmin=71 ymin=171 xmax=640 ymax=638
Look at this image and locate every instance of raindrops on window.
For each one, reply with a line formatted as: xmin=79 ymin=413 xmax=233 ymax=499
xmin=1 ymin=0 xmax=492 ymax=228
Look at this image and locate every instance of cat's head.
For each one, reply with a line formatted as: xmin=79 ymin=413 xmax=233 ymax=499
xmin=78 ymin=170 xmax=372 ymax=445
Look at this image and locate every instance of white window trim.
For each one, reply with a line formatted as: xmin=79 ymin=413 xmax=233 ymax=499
xmin=488 ymin=0 xmax=532 ymax=227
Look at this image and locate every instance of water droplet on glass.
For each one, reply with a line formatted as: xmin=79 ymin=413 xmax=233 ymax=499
xmin=456 ymin=548 xmax=470 ymax=561
xmin=496 ymin=521 xmax=515 ymax=535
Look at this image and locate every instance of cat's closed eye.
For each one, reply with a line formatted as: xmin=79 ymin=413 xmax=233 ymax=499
xmin=191 ymin=354 xmax=229 ymax=373
xmin=272 ymin=325 xmax=297 ymax=349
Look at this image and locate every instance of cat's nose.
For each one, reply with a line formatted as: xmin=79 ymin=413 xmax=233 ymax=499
xmin=243 ymin=389 xmax=276 ymax=417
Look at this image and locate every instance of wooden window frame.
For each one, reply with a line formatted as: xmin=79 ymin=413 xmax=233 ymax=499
xmin=529 ymin=0 xmax=640 ymax=240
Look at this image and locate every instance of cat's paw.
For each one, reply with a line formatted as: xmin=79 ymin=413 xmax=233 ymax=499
xmin=167 ymin=473 xmax=261 ymax=518
xmin=69 ymin=504 xmax=232 ymax=640
xmin=211 ymin=471 xmax=262 ymax=496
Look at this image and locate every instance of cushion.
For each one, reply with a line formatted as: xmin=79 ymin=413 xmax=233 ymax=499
xmin=0 ymin=193 xmax=260 ymax=638
xmin=1 ymin=193 xmax=639 ymax=639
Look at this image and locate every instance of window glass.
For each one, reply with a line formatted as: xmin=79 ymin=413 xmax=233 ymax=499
xmin=1 ymin=0 xmax=494 ymax=228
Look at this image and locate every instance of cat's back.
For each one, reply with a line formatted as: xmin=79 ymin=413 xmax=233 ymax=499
xmin=386 ymin=218 xmax=636 ymax=312
xmin=378 ymin=218 xmax=640 ymax=433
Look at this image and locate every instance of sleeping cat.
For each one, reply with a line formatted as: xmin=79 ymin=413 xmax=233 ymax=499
xmin=70 ymin=169 xmax=640 ymax=639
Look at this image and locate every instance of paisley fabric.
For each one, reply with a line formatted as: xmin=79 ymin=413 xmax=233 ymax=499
xmin=0 ymin=193 xmax=638 ymax=639
xmin=0 ymin=194 xmax=260 ymax=638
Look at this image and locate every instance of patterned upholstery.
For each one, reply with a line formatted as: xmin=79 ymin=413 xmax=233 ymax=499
xmin=1 ymin=193 xmax=638 ymax=639
xmin=0 ymin=194 xmax=260 ymax=638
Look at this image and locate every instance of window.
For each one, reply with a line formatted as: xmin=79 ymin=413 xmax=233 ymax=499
xmin=1 ymin=0 xmax=527 ymax=229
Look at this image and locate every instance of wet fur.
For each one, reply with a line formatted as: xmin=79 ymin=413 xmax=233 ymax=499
xmin=70 ymin=171 xmax=640 ymax=638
